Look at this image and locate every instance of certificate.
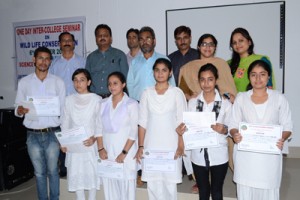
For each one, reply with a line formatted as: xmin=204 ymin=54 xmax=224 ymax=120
xmin=142 ymin=150 xmax=177 ymax=173
xmin=238 ymin=122 xmax=282 ymax=154
xmin=97 ymin=159 xmax=124 ymax=179
xmin=22 ymin=96 xmax=60 ymax=117
xmin=55 ymin=126 xmax=92 ymax=153
xmin=183 ymin=112 xmax=219 ymax=150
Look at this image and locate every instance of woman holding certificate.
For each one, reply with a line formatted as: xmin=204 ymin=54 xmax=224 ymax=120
xmin=61 ymin=68 xmax=101 ymax=200
xmin=96 ymin=71 xmax=138 ymax=200
xmin=229 ymin=60 xmax=293 ymax=200
xmin=135 ymin=58 xmax=187 ymax=200
xmin=177 ymin=63 xmax=232 ymax=200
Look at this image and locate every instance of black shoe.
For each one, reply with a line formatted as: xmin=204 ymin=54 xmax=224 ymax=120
xmin=59 ymin=171 xmax=67 ymax=177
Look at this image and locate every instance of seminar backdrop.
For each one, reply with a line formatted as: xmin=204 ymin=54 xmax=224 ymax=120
xmin=13 ymin=16 xmax=86 ymax=80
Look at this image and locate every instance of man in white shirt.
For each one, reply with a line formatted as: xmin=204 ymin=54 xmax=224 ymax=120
xmin=15 ymin=47 xmax=66 ymax=200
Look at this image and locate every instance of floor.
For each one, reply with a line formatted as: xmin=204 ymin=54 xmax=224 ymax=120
xmin=0 ymin=157 xmax=299 ymax=200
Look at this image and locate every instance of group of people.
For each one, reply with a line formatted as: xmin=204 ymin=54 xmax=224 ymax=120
xmin=14 ymin=23 xmax=292 ymax=200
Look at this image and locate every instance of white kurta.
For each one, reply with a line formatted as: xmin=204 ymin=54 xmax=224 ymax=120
xmin=97 ymin=93 xmax=138 ymax=179
xmin=97 ymin=94 xmax=138 ymax=200
xmin=139 ymin=86 xmax=187 ymax=183
xmin=229 ymin=89 xmax=293 ymax=190
xmin=61 ymin=93 xmax=102 ymax=191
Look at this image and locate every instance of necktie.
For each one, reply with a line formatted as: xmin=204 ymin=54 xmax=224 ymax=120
xmin=200 ymin=148 xmax=210 ymax=170
xmin=204 ymin=148 xmax=210 ymax=170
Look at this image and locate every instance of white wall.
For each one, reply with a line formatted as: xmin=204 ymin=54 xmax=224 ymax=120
xmin=0 ymin=0 xmax=299 ymax=150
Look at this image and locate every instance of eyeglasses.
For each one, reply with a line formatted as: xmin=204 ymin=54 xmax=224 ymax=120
xmin=139 ymin=37 xmax=153 ymax=44
xmin=200 ymin=42 xmax=216 ymax=48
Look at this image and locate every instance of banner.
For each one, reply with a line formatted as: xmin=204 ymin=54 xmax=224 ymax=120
xmin=13 ymin=16 xmax=86 ymax=80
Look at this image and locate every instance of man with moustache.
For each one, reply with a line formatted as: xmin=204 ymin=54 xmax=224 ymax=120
xmin=127 ymin=26 xmax=176 ymax=101
xmin=126 ymin=28 xmax=141 ymax=66
xmin=86 ymin=24 xmax=128 ymax=97
xmin=50 ymin=31 xmax=85 ymax=177
xmin=168 ymin=26 xmax=199 ymax=193
xmin=50 ymin=32 xmax=86 ymax=96
xmin=15 ymin=47 xmax=65 ymax=200
xmin=168 ymin=26 xmax=199 ymax=86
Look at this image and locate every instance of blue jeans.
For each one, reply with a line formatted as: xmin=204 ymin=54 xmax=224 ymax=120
xmin=27 ymin=130 xmax=60 ymax=200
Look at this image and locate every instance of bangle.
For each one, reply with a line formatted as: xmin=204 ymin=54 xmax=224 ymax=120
xmin=98 ymin=147 xmax=104 ymax=152
xmin=139 ymin=146 xmax=144 ymax=148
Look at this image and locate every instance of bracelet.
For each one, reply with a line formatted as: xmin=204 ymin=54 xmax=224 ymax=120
xmin=139 ymin=146 xmax=144 ymax=148
xmin=98 ymin=147 xmax=105 ymax=152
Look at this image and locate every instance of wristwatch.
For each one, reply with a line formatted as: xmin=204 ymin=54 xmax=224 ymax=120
xmin=122 ymin=150 xmax=128 ymax=155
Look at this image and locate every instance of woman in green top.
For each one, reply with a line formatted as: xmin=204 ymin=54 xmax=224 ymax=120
xmin=228 ymin=27 xmax=275 ymax=92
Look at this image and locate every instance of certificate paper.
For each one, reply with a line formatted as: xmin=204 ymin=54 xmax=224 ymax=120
xmin=183 ymin=112 xmax=219 ymax=150
xmin=55 ymin=126 xmax=91 ymax=153
xmin=238 ymin=122 xmax=282 ymax=154
xmin=142 ymin=150 xmax=177 ymax=173
xmin=22 ymin=96 xmax=60 ymax=117
xmin=97 ymin=159 xmax=124 ymax=179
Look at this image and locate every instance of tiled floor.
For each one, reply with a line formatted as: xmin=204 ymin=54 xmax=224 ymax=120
xmin=0 ymin=157 xmax=299 ymax=200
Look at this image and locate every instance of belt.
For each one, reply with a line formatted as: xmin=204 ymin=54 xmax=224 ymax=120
xmin=98 ymin=93 xmax=111 ymax=98
xmin=27 ymin=126 xmax=60 ymax=133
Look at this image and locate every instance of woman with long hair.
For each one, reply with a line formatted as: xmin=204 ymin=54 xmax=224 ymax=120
xmin=228 ymin=27 xmax=275 ymax=92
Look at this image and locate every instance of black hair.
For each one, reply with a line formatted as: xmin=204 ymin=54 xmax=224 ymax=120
xmin=72 ymin=68 xmax=91 ymax=81
xmin=72 ymin=68 xmax=92 ymax=91
xmin=229 ymin=27 xmax=254 ymax=75
xmin=198 ymin=63 xmax=219 ymax=80
xmin=174 ymin=25 xmax=191 ymax=38
xmin=126 ymin=28 xmax=139 ymax=39
xmin=152 ymin=58 xmax=172 ymax=71
xmin=107 ymin=71 xmax=128 ymax=95
xmin=246 ymin=60 xmax=271 ymax=90
xmin=58 ymin=32 xmax=75 ymax=42
xmin=198 ymin=63 xmax=220 ymax=91
xmin=94 ymin=24 xmax=112 ymax=37
xmin=34 ymin=46 xmax=52 ymax=60
xmin=197 ymin=34 xmax=218 ymax=59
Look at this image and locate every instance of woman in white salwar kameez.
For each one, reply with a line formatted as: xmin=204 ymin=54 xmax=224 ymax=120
xmin=96 ymin=71 xmax=138 ymax=200
xmin=229 ymin=60 xmax=293 ymax=200
xmin=61 ymin=68 xmax=101 ymax=200
xmin=135 ymin=58 xmax=187 ymax=200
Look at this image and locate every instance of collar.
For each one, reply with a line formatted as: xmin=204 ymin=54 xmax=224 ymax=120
xmin=199 ymin=89 xmax=222 ymax=103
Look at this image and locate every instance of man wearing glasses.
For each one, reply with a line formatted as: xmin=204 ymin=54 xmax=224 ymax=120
xmin=127 ymin=26 xmax=176 ymax=101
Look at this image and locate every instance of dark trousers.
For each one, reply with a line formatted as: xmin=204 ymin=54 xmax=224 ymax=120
xmin=59 ymin=151 xmax=67 ymax=175
xmin=192 ymin=162 xmax=228 ymax=200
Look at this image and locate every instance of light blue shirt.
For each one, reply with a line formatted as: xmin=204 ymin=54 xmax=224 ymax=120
xmin=127 ymin=51 xmax=176 ymax=101
xmin=50 ymin=53 xmax=86 ymax=96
